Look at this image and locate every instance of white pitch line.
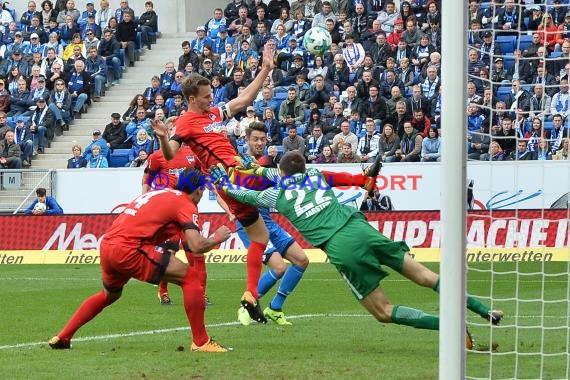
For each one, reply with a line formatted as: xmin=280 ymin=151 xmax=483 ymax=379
xmin=1 ymin=313 xmax=566 ymax=351
xmin=0 ymin=313 xmax=369 ymax=351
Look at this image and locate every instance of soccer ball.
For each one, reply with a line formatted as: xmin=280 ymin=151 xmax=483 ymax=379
xmin=34 ymin=202 xmax=46 ymax=212
xmin=303 ymin=27 xmax=332 ymax=56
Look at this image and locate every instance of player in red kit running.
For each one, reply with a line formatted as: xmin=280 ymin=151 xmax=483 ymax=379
xmin=49 ymin=168 xmax=233 ymax=352
xmin=151 ymin=43 xmax=276 ymax=323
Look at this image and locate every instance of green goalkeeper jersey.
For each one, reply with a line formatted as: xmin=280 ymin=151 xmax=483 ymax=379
xmin=226 ymin=167 xmax=359 ymax=247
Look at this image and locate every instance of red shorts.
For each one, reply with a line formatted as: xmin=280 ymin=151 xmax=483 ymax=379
xmin=216 ymin=189 xmax=259 ymax=227
xmin=100 ymin=240 xmax=171 ymax=292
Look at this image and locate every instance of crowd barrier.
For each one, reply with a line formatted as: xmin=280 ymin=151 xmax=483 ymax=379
xmin=1 ymin=210 xmax=567 ymax=264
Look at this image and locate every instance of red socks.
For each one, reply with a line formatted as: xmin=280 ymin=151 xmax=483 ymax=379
xmin=58 ymin=290 xmax=117 ymax=341
xmin=158 ymin=280 xmax=169 ymax=296
xmin=246 ymin=240 xmax=266 ymax=299
xmin=180 ymin=260 xmax=209 ymax=346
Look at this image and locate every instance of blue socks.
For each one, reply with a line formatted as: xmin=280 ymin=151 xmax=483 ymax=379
xmin=257 ymin=268 xmax=282 ymax=298
xmin=269 ymin=265 xmax=305 ymax=311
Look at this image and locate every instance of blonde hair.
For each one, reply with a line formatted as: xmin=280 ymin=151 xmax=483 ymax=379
xmin=71 ymin=142 xmax=82 ymax=153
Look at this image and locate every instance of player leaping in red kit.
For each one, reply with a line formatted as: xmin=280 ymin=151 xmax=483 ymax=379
xmin=151 ymin=43 xmax=276 ymax=323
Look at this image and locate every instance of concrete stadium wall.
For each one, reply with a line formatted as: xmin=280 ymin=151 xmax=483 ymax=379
xmin=12 ymin=0 xmax=229 ymax=34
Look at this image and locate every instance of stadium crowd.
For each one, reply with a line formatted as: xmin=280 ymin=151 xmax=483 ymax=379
xmin=0 ymin=0 xmax=157 ymax=168
xmin=1 ymin=0 xmax=570 ymax=171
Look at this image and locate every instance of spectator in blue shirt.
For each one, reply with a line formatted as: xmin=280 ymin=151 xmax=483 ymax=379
xmin=84 ymin=46 xmax=107 ymax=100
xmin=83 ymin=129 xmax=109 ymax=160
xmin=25 ymin=188 xmax=64 ymax=215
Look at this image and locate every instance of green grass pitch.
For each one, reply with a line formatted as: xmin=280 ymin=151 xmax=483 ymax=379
xmin=1 ymin=263 xmax=568 ymax=380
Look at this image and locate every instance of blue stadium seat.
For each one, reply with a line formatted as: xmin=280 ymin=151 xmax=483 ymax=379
xmin=496 ymin=86 xmax=512 ymax=102
xmin=148 ymin=15 xmax=160 ymax=43
xmin=274 ymin=92 xmax=287 ymax=101
xmin=517 ymin=35 xmax=534 ymax=52
xmin=543 ymin=121 xmax=554 ymax=132
xmin=496 ymin=35 xmax=516 ymax=55
xmin=503 ymin=53 xmax=514 ymax=71
xmin=276 ymin=145 xmax=283 ymax=154
xmin=550 ymin=51 xmax=563 ymax=58
xmin=304 ymin=108 xmax=312 ymax=122
xmin=7 ymin=116 xmax=31 ymax=128
xmin=109 ymin=149 xmax=130 ymax=168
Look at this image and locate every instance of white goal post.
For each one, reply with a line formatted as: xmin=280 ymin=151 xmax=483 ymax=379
xmin=439 ymin=1 xmax=468 ymax=379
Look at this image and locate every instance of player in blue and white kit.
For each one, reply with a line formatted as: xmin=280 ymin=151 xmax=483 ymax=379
xmin=235 ymin=122 xmax=309 ymax=325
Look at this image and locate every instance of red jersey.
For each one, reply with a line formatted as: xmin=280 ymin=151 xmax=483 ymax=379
xmin=145 ymin=145 xmax=197 ymax=190
xmin=104 ymin=189 xmax=200 ymax=247
xmin=172 ymin=107 xmax=239 ymax=170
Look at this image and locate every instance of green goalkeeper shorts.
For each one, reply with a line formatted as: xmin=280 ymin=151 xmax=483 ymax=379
xmin=323 ymin=213 xmax=409 ymax=300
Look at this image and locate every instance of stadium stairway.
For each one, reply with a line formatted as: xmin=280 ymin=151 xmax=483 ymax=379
xmin=0 ymin=34 xmax=188 ymax=212
xmin=32 ymin=33 xmax=187 ymax=169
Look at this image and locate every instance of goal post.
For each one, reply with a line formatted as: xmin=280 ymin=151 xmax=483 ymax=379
xmin=439 ymin=1 xmax=468 ymax=379
xmin=439 ymin=1 xmax=570 ymax=378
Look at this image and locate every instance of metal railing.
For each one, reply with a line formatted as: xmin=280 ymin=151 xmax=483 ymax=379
xmin=0 ymin=169 xmax=55 ymax=214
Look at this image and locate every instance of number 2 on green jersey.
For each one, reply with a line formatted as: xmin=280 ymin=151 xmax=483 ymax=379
xmin=284 ymin=187 xmax=331 ymax=218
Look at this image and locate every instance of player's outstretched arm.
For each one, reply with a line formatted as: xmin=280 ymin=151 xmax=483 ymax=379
xmin=184 ymin=226 xmax=231 ymax=254
xmin=226 ymin=43 xmax=274 ymax=116
xmin=226 ymin=187 xmax=278 ymax=209
xmin=150 ymin=119 xmax=180 ymax=160
xmin=209 ymin=163 xmax=278 ymax=208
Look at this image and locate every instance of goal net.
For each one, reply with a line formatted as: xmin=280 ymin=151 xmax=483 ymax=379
xmin=464 ymin=1 xmax=570 ymax=379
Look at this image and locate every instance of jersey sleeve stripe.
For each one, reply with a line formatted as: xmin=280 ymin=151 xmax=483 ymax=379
xmin=181 ymin=223 xmax=199 ymax=231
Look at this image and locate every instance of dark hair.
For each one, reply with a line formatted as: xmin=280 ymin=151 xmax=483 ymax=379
xmin=246 ymin=121 xmax=268 ymax=138
xmin=428 ymin=126 xmax=439 ymax=138
xmin=175 ymin=168 xmax=203 ymax=194
xmin=182 ymin=73 xmax=211 ymax=100
xmin=36 ymin=188 xmax=47 ymax=197
xmin=310 ymin=108 xmax=321 ymax=119
xmin=129 ymin=94 xmax=148 ymax=107
xmin=280 ymin=151 xmax=306 ymax=176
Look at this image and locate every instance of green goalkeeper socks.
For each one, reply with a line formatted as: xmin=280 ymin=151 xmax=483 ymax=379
xmin=433 ymin=278 xmax=490 ymax=318
xmin=390 ymin=305 xmax=439 ymax=330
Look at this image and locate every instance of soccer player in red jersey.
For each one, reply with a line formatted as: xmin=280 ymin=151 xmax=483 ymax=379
xmin=49 ymin=168 xmax=233 ymax=352
xmin=142 ymin=117 xmax=200 ymax=305
xmin=151 ymin=43 xmax=276 ymax=323
xmin=142 ymin=143 xmax=197 ymax=305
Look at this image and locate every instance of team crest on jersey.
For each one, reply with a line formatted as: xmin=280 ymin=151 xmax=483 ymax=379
xmin=186 ymin=155 xmax=195 ymax=164
xmin=209 ymin=113 xmax=216 ymax=121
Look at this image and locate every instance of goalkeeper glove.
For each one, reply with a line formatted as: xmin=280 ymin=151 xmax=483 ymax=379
xmin=234 ymin=153 xmax=263 ymax=176
xmin=209 ymin=164 xmax=230 ymax=191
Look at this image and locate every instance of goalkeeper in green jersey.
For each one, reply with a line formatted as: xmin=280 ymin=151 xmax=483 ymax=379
xmin=210 ymin=151 xmax=504 ymax=349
